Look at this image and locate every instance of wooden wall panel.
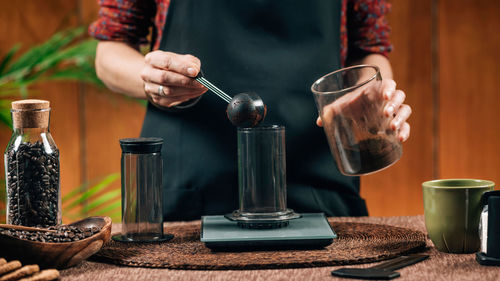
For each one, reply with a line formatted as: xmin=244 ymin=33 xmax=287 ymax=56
xmin=360 ymin=0 xmax=434 ymax=216
xmin=35 ymin=83 xmax=82 ymax=207
xmin=83 ymin=89 xmax=146 ymax=181
xmin=80 ymin=0 xmax=146 ymax=185
xmin=439 ymin=0 xmax=500 ymax=184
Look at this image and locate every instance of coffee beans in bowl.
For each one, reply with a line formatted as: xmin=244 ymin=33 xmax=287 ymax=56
xmin=0 ymin=217 xmax=112 ymax=269
xmin=0 ymin=225 xmax=100 ymax=243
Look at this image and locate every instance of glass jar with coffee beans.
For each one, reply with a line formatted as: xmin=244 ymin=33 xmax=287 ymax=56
xmin=4 ymin=99 xmax=61 ymax=227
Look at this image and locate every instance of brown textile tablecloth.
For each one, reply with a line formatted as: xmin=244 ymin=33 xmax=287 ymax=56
xmin=60 ymin=216 xmax=500 ymax=281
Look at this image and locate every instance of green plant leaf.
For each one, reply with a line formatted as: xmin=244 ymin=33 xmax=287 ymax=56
xmin=0 ymin=44 xmax=21 ymax=75
xmin=38 ymin=39 xmax=97 ymax=69
xmin=136 ymin=99 xmax=148 ymax=107
xmin=61 ymin=181 xmax=91 ymax=202
xmin=0 ymin=107 xmax=11 ymax=129
xmin=62 ymin=173 xmax=119 ymax=212
xmin=61 ymin=173 xmax=121 ymax=221
xmin=4 ymin=27 xmax=84 ymax=76
xmin=108 ymin=210 xmax=122 ymax=222
xmin=0 ymin=28 xmax=95 ymax=88
xmin=81 ymin=189 xmax=121 ymax=213
xmin=0 ymin=81 xmax=25 ymax=96
xmin=48 ymin=64 xmax=103 ymax=86
xmin=4 ymin=44 xmax=101 ymax=88
xmin=92 ymin=200 xmax=121 ymax=216
xmin=19 ymin=85 xmax=28 ymax=98
xmin=31 ymin=39 xmax=98 ymax=80
xmin=0 ymin=99 xmax=12 ymax=128
xmin=62 ymin=213 xmax=80 ymax=221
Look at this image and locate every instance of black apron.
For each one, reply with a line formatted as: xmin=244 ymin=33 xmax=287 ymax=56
xmin=141 ymin=0 xmax=368 ymax=220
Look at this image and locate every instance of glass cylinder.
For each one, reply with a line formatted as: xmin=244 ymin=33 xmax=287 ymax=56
xmin=115 ymin=137 xmax=170 ymax=242
xmin=238 ymin=125 xmax=287 ymax=214
xmin=4 ymin=99 xmax=61 ymax=227
xmin=225 ymin=125 xmax=300 ymax=229
xmin=311 ymin=65 xmax=402 ymax=175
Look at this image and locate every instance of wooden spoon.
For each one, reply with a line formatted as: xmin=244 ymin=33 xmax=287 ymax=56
xmin=0 ymin=216 xmax=112 ymax=269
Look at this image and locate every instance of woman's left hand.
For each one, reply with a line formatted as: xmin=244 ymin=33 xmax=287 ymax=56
xmin=380 ymin=79 xmax=412 ymax=142
xmin=316 ymin=79 xmax=412 ymax=142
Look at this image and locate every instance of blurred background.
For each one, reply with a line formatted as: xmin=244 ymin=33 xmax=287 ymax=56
xmin=0 ymin=0 xmax=498 ymax=223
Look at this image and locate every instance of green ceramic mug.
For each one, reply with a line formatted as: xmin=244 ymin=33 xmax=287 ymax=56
xmin=423 ymin=179 xmax=495 ymax=253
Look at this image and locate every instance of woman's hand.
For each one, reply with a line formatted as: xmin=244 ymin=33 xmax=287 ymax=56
xmin=141 ymin=51 xmax=207 ymax=108
xmin=316 ymin=79 xmax=412 ymax=142
xmin=380 ymin=79 xmax=411 ymax=142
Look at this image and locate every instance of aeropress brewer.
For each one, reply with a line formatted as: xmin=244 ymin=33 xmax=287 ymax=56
xmin=224 ymin=125 xmax=300 ymax=228
xmin=201 ymin=126 xmax=336 ymax=249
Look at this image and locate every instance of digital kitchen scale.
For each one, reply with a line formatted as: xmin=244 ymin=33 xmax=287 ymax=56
xmin=201 ymin=213 xmax=336 ymax=250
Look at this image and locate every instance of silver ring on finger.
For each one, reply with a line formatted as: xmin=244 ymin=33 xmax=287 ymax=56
xmin=158 ymin=85 xmax=164 ymax=96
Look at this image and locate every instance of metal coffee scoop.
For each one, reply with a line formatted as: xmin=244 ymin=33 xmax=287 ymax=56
xmin=195 ymin=72 xmax=267 ymax=128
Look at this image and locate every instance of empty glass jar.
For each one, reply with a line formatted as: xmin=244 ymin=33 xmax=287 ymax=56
xmin=225 ymin=125 xmax=300 ymax=228
xmin=113 ymin=137 xmax=172 ymax=242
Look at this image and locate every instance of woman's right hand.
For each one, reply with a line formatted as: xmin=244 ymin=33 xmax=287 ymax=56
xmin=141 ymin=51 xmax=207 ymax=108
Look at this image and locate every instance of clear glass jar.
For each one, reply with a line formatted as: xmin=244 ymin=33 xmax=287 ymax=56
xmin=237 ymin=125 xmax=287 ymax=214
xmin=4 ymin=99 xmax=61 ymax=227
xmin=225 ymin=125 xmax=300 ymax=229
xmin=113 ymin=137 xmax=171 ymax=242
xmin=311 ymin=65 xmax=402 ymax=175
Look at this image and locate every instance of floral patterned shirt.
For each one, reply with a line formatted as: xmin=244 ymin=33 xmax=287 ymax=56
xmin=89 ymin=0 xmax=392 ymax=67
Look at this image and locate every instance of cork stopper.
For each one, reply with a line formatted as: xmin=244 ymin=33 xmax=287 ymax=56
xmin=11 ymin=99 xmax=51 ymax=128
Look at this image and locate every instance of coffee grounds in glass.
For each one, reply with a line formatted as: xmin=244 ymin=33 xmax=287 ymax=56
xmin=341 ymin=137 xmax=400 ymax=175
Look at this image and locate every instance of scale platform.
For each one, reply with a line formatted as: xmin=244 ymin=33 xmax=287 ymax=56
xmin=201 ymin=213 xmax=336 ymax=250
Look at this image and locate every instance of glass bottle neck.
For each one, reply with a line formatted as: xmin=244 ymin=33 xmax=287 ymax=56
xmin=13 ymin=126 xmax=50 ymax=135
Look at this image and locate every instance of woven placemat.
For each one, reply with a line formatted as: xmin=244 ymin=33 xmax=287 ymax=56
xmin=92 ymin=219 xmax=427 ymax=270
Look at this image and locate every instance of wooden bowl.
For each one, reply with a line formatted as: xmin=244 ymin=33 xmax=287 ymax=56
xmin=0 ymin=216 xmax=112 ymax=269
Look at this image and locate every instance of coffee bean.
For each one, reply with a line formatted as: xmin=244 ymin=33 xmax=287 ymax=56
xmin=0 ymin=225 xmax=100 ymax=243
xmin=5 ymin=142 xmax=60 ymax=227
